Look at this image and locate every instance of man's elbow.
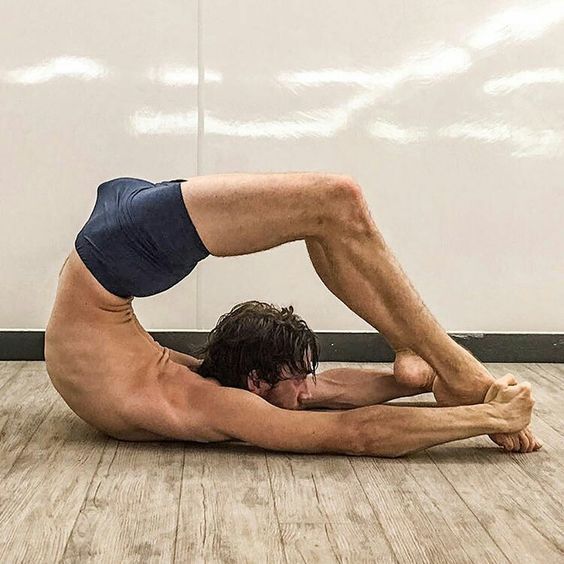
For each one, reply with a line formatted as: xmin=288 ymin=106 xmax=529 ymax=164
xmin=347 ymin=410 xmax=408 ymax=458
xmin=351 ymin=438 xmax=406 ymax=458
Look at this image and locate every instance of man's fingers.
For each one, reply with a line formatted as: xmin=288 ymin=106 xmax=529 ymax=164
xmin=524 ymin=428 xmax=536 ymax=453
xmin=491 ymin=428 xmax=542 ymax=454
xmin=499 ymin=373 xmax=518 ymax=387
xmin=497 ymin=436 xmax=509 ymax=449
xmin=501 ymin=434 xmax=513 ymax=451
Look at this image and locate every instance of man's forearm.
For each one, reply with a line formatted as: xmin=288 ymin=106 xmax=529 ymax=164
xmin=302 ymin=367 xmax=430 ymax=409
xmin=347 ymin=402 xmax=501 ymax=457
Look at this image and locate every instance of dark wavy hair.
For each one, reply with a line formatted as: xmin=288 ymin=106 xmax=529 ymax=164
xmin=192 ymin=300 xmax=320 ymax=390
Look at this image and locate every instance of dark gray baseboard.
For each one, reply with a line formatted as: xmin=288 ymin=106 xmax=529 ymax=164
xmin=1 ymin=331 xmax=563 ymax=362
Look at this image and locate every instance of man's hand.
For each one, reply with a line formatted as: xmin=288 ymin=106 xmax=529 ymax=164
xmin=484 ymin=374 xmax=542 ymax=453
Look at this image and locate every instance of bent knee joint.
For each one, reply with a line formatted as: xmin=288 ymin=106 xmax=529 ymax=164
xmin=325 ymin=180 xmax=373 ymax=237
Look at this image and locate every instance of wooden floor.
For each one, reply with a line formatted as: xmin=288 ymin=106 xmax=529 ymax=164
xmin=0 ymin=361 xmax=562 ymax=563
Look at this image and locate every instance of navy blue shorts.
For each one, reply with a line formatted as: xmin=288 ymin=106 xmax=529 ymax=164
xmin=75 ymin=177 xmax=210 ymax=298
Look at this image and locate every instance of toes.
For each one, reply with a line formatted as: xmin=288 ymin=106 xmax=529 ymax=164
xmin=519 ymin=431 xmax=530 ymax=453
xmin=524 ymin=429 xmax=535 ymax=453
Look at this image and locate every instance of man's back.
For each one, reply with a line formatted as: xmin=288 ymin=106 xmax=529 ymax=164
xmin=45 ymin=249 xmax=205 ymax=440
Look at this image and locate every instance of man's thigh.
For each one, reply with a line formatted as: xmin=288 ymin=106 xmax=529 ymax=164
xmin=180 ymin=172 xmax=353 ymax=257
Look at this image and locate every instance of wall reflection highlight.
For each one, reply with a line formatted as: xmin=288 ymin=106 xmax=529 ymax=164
xmin=439 ymin=121 xmax=563 ymax=157
xmin=483 ymin=68 xmax=564 ymax=94
xmin=146 ymin=65 xmax=221 ymax=86
xmin=1 ymin=56 xmax=108 ymax=84
xmin=467 ymin=0 xmax=564 ymax=49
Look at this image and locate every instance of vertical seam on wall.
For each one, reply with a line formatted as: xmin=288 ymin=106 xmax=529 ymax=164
xmin=196 ymin=0 xmax=204 ymax=329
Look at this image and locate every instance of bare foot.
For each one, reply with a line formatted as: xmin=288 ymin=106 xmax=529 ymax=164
xmin=394 ymin=346 xmax=493 ymax=405
xmin=430 ymin=345 xmax=496 ymax=406
xmin=394 ymin=349 xmax=541 ymax=451
xmin=432 ymin=368 xmax=496 ymax=406
xmin=393 ymin=349 xmax=436 ymax=390
xmin=392 ymin=345 xmax=493 ymax=405
xmin=432 ymin=374 xmax=492 ymax=406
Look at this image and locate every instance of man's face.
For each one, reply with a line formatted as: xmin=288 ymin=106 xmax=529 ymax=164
xmin=247 ymin=365 xmax=313 ymax=410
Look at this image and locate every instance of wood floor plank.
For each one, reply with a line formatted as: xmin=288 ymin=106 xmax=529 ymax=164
xmin=0 ymin=398 xmax=107 ymax=564
xmin=0 ymin=363 xmax=60 ymax=480
xmin=283 ymin=521 xmax=399 ymax=563
xmin=0 ymin=361 xmax=26 ymax=389
xmin=506 ymin=413 xmax=564 ymax=494
xmin=0 ymin=359 xmax=561 ymax=563
xmin=350 ymin=453 xmax=509 ymax=563
xmin=427 ymin=363 xmax=564 ymax=563
xmin=270 ymin=362 xmax=397 ymax=562
xmin=267 ymin=451 xmax=396 ymax=562
xmin=530 ymin=363 xmax=563 ymax=386
xmin=426 ymin=429 xmax=563 ymax=562
xmin=175 ymin=443 xmax=286 ymax=563
xmin=279 ymin=523 xmax=348 ymax=563
xmin=352 ymin=359 xmax=501 ymax=562
xmin=311 ymin=362 xmax=502 ymax=561
xmin=60 ymin=439 xmax=184 ymax=563
xmin=354 ymin=361 xmax=564 ymax=562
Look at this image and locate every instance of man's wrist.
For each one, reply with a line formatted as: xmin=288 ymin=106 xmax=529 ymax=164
xmin=473 ymin=403 xmax=505 ymax=434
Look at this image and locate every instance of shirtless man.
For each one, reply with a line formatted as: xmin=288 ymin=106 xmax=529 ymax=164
xmin=45 ymin=173 xmax=540 ymax=457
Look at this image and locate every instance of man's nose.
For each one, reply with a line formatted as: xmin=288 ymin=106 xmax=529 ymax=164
xmin=296 ymin=378 xmax=312 ymax=398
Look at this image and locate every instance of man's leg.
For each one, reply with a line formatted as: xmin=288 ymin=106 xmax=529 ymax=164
xmin=307 ymin=186 xmax=495 ymax=402
xmin=184 ymin=172 xmax=488 ymax=397
xmin=305 ymin=237 xmax=435 ymax=388
xmin=181 ymin=172 xmax=536 ymax=448
xmin=303 ymin=183 xmax=538 ymax=450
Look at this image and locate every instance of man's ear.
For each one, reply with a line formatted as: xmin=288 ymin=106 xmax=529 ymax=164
xmin=246 ymin=370 xmax=270 ymax=397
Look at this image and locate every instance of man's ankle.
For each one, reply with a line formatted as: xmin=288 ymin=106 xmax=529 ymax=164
xmin=433 ymin=343 xmax=477 ymax=372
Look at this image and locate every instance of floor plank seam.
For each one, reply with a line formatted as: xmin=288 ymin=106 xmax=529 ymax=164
xmin=103 ymin=440 xmax=119 ymax=479
xmin=59 ymin=436 xmax=111 ymax=562
xmin=524 ymin=515 xmax=564 ymax=554
xmin=426 ymin=451 xmax=511 ymax=563
xmin=323 ymin=522 xmax=342 ymax=564
xmin=1 ymin=400 xmax=57 ymax=481
xmin=532 ymin=415 xmax=561 ymax=439
xmin=311 ymin=472 xmax=321 ymax=505
xmin=347 ymin=457 xmax=401 ymax=564
xmin=264 ymin=453 xmax=289 ymax=564
xmin=0 ymin=363 xmax=27 ymax=393
xmin=200 ymin=482 xmax=208 ymax=552
xmin=172 ymin=444 xmax=186 ymax=564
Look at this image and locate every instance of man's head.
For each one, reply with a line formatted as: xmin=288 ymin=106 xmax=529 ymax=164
xmin=194 ymin=300 xmax=319 ymax=409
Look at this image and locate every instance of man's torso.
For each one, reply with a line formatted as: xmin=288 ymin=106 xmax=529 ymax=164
xmin=45 ymin=249 xmax=205 ymax=440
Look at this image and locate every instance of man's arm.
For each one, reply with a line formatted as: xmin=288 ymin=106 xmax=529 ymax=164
xmin=151 ymin=376 xmax=523 ymax=458
xmin=347 ymin=403 xmax=500 ymax=457
xmin=300 ymin=367 xmax=431 ymax=410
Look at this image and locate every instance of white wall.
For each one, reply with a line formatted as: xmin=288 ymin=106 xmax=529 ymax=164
xmin=1 ymin=0 xmax=563 ymax=332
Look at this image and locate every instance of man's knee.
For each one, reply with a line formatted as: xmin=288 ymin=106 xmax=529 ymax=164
xmin=323 ymin=175 xmax=374 ymax=236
